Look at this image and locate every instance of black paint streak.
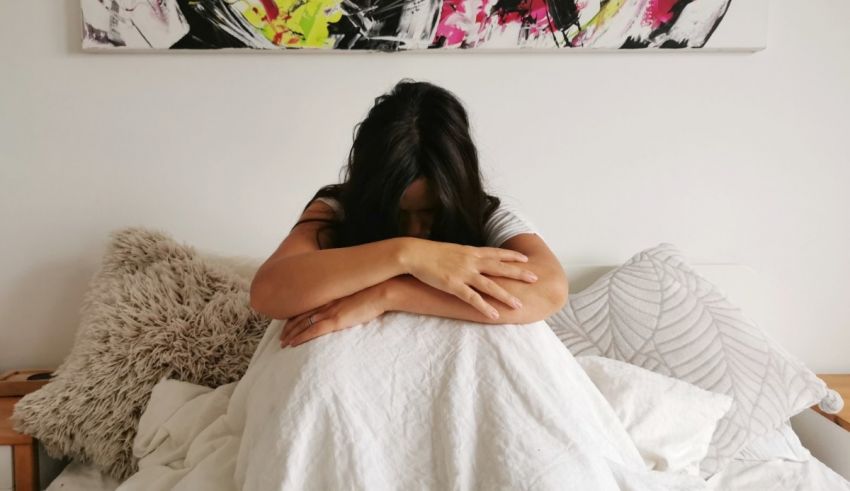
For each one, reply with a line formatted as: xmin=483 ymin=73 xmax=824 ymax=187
xmin=621 ymin=37 xmax=650 ymax=49
xmin=327 ymin=0 xmax=424 ymax=50
xmin=171 ymin=0 xmax=248 ymax=48
xmin=545 ymin=0 xmax=579 ymax=47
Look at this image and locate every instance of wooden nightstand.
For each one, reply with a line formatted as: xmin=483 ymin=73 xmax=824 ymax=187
xmin=814 ymin=374 xmax=850 ymax=431
xmin=0 ymin=397 xmax=37 ymax=491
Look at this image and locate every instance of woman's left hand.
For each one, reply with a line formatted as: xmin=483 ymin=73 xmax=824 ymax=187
xmin=280 ymin=284 xmax=388 ymax=348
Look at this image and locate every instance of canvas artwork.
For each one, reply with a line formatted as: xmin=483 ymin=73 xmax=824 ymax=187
xmin=81 ymin=0 xmax=767 ymax=51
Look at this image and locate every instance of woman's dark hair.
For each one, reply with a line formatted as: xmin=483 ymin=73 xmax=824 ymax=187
xmin=295 ymin=79 xmax=500 ymax=249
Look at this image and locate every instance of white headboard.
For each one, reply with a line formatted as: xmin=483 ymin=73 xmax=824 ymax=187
xmin=565 ymin=264 xmax=765 ymax=327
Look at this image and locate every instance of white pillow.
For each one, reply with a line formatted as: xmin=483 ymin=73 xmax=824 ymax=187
xmin=577 ymin=355 xmax=732 ymax=476
xmin=547 ymin=243 xmax=828 ymax=476
xmin=733 ymin=421 xmax=810 ymax=463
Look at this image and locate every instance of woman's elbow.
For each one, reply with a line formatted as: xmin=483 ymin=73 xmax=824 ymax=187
xmin=249 ymin=276 xmax=271 ymax=316
xmin=545 ymin=274 xmax=569 ymax=314
xmin=250 ymin=274 xmax=286 ymax=318
xmin=250 ymin=275 xmax=309 ymax=320
xmin=511 ymin=275 xmax=568 ymax=324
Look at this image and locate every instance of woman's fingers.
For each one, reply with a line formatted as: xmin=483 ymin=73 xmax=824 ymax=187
xmin=476 ymin=248 xmax=536 ymax=281
xmin=281 ymin=320 xmax=308 ymax=346
xmin=290 ymin=320 xmax=337 ymax=347
xmin=478 ymin=247 xmax=528 ymax=263
xmin=471 ymin=275 xmax=523 ymax=310
xmin=452 ymin=284 xmax=499 ymax=320
xmin=282 ymin=317 xmax=313 ymax=345
xmin=281 ymin=310 xmax=327 ymax=346
xmin=280 ymin=319 xmax=302 ymax=346
xmin=280 ymin=316 xmax=303 ymax=343
xmin=281 ymin=301 xmax=336 ymax=343
xmin=480 ymin=260 xmax=538 ymax=283
xmin=281 ymin=311 xmax=310 ymax=341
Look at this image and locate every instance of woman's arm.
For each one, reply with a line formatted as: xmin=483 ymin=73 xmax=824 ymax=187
xmin=278 ymin=233 xmax=567 ymax=346
xmin=382 ymin=234 xmax=568 ymax=324
xmin=250 ymin=200 xmax=410 ymax=319
xmin=251 ymin=200 xmax=537 ymax=320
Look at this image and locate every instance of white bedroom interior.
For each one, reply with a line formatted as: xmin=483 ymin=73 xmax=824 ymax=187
xmin=2 ymin=0 xmax=848 ymax=373
xmin=1 ymin=0 xmax=849 ymax=489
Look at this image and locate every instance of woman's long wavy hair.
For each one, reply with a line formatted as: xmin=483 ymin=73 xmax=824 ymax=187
xmin=295 ymin=80 xmax=501 ymax=249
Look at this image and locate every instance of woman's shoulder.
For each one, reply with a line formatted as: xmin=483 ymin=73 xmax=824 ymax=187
xmin=312 ymin=196 xmax=344 ymax=218
xmin=483 ymin=199 xmax=539 ymax=248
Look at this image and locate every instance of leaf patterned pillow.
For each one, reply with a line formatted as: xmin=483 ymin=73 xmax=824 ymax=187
xmin=545 ymin=243 xmax=827 ymax=476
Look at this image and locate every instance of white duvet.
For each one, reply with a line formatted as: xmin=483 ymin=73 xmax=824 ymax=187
xmin=117 ymin=313 xmax=708 ymax=490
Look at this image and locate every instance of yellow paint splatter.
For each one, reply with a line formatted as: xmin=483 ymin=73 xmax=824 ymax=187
xmin=570 ymin=0 xmax=625 ymax=45
xmin=235 ymin=0 xmax=343 ymax=47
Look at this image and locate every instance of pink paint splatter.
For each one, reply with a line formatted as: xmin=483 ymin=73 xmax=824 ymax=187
xmin=435 ymin=0 xmax=559 ymax=46
xmin=643 ymin=0 xmax=677 ymax=29
xmin=435 ymin=0 xmax=498 ymax=47
xmin=475 ymin=0 xmax=490 ymax=24
xmin=435 ymin=0 xmax=468 ymax=46
xmin=526 ymin=0 xmax=553 ymax=36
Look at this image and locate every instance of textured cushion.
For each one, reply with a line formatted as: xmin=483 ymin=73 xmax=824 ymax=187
xmin=546 ymin=243 xmax=827 ymax=476
xmin=577 ymin=355 xmax=732 ymax=475
xmin=12 ymin=227 xmax=270 ymax=481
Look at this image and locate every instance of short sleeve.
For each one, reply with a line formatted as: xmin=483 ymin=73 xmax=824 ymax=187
xmin=313 ymin=196 xmax=344 ymax=218
xmin=483 ymin=203 xmax=539 ymax=248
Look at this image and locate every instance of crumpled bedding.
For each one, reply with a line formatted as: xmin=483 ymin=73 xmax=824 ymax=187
xmin=706 ymin=458 xmax=850 ymax=490
xmin=116 ymin=312 xmax=708 ymax=490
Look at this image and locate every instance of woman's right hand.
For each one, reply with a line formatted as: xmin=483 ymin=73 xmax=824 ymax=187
xmin=398 ymin=238 xmax=538 ymax=320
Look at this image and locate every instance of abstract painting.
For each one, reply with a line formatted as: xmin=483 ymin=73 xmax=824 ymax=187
xmin=81 ymin=0 xmax=767 ymax=51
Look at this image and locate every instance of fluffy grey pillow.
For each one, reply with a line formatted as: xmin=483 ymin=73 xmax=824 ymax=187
xmin=546 ymin=243 xmax=827 ymax=476
xmin=12 ymin=227 xmax=270 ymax=481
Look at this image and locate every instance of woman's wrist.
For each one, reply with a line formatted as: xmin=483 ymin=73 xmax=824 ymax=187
xmin=393 ymin=236 xmax=420 ymax=274
xmin=377 ymin=275 xmax=408 ymax=313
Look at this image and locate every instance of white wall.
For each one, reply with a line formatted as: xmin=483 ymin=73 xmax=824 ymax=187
xmin=1 ymin=0 xmax=848 ymax=373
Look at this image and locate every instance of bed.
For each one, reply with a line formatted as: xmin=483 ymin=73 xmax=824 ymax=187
xmin=43 ymin=427 xmax=850 ymax=491
xmin=29 ymin=259 xmax=848 ymax=490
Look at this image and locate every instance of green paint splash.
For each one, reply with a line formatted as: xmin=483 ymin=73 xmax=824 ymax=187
xmin=238 ymin=0 xmax=343 ymax=47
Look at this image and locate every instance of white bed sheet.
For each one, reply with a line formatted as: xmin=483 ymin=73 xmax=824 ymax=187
xmin=48 ymin=451 xmax=850 ymax=490
xmin=707 ymin=457 xmax=850 ymax=490
xmin=46 ymin=461 xmax=120 ymax=491
xmin=44 ymin=313 xmax=850 ymax=491
xmin=114 ymin=315 xmax=706 ymax=490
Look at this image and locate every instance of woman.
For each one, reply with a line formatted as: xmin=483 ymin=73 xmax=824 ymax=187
xmin=233 ymin=81 xmax=665 ymax=490
xmin=250 ymin=80 xmax=569 ymax=346
xmin=117 ymin=82 xmax=704 ymax=490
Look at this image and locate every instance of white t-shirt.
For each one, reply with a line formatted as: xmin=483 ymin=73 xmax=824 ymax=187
xmin=313 ymin=196 xmax=538 ymax=248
